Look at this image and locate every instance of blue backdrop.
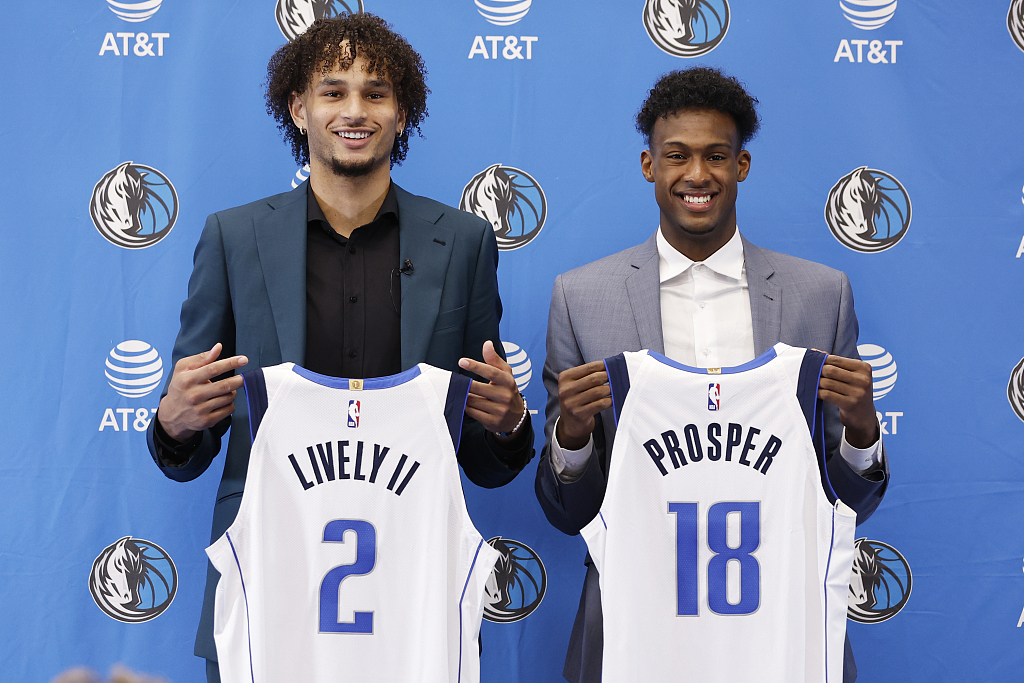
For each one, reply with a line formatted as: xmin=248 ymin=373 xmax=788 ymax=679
xmin=2 ymin=0 xmax=1024 ymax=681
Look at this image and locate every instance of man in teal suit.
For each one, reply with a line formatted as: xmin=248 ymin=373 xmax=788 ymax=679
xmin=146 ymin=15 xmax=532 ymax=681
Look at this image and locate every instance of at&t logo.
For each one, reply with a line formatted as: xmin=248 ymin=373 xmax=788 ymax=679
xmin=292 ymin=164 xmax=311 ymax=189
xmin=834 ymin=0 xmax=903 ymax=64
xmin=460 ymin=164 xmax=547 ymax=250
xmin=99 ymin=340 xmax=162 ymax=433
xmin=483 ymin=537 xmax=547 ymax=623
xmin=99 ymin=0 xmax=170 ymax=57
xmin=1010 ymin=0 xmax=1024 ymax=54
xmin=90 ymin=162 xmax=178 ymax=249
xmin=90 ymin=536 xmax=177 ymax=623
xmin=501 ymin=341 xmax=533 ymax=391
xmin=642 ymin=0 xmax=730 ymax=58
xmin=468 ymin=0 xmax=538 ymax=60
xmin=858 ymin=343 xmax=903 ymax=437
xmin=276 ymin=0 xmax=364 ymax=42
xmin=824 ymin=167 xmax=911 ymax=253
xmin=848 ymin=538 xmax=912 ymax=624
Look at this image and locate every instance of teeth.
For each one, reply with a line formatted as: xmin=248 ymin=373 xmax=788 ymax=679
xmin=685 ymin=195 xmax=711 ymax=204
xmin=337 ymin=131 xmax=370 ymax=139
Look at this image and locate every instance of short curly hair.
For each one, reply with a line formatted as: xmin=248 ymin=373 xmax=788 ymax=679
xmin=636 ymin=67 xmax=760 ymax=148
xmin=265 ymin=13 xmax=429 ymax=166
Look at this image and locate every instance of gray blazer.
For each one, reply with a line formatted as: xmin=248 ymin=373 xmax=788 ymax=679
xmin=534 ymin=231 xmax=888 ymax=683
xmin=147 ymin=181 xmax=533 ymax=662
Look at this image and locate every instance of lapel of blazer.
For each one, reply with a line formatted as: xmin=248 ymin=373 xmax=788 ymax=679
xmin=253 ymin=181 xmax=308 ymax=365
xmin=395 ymin=184 xmax=456 ymax=369
xmin=625 ymin=232 xmax=664 ymax=354
xmin=742 ymin=235 xmax=782 ymax=356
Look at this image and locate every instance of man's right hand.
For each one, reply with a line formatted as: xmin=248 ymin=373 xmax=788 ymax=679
xmin=555 ymin=361 xmax=612 ymax=451
xmin=157 ymin=343 xmax=248 ymax=442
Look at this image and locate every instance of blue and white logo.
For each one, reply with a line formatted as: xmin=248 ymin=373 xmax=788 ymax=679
xmin=106 ymin=0 xmax=163 ymax=23
xmin=840 ymin=0 xmax=897 ymax=30
xmin=825 ymin=166 xmax=911 ymax=253
xmin=276 ymin=0 xmax=364 ymax=42
xmin=476 ymin=0 xmax=532 ymax=26
xmin=461 ymin=164 xmax=547 ymax=251
xmin=105 ymin=340 xmax=164 ymax=398
xmin=291 ymin=164 xmax=311 ymax=189
xmin=90 ymin=162 xmax=178 ymax=249
xmin=501 ymin=341 xmax=533 ymax=391
xmin=89 ymin=536 xmax=177 ymax=623
xmin=858 ymin=344 xmax=897 ymax=400
xmin=483 ymin=537 xmax=546 ymax=623
xmin=1009 ymin=0 xmax=1024 ymax=53
xmin=642 ymin=0 xmax=730 ymax=58
xmin=848 ymin=538 xmax=912 ymax=624
xmin=1008 ymin=357 xmax=1024 ymax=424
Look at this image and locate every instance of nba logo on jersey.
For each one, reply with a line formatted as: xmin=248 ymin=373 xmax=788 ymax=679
xmin=347 ymin=400 xmax=360 ymax=427
xmin=708 ymin=383 xmax=720 ymax=411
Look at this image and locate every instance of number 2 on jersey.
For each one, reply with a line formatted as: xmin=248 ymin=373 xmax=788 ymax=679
xmin=320 ymin=519 xmax=376 ymax=633
xmin=669 ymin=502 xmax=760 ymax=616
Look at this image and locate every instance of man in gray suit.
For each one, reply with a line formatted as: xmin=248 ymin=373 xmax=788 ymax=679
xmin=147 ymin=14 xmax=532 ymax=681
xmin=535 ymin=67 xmax=888 ymax=682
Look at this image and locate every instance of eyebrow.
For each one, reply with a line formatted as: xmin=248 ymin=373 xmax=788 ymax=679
xmin=663 ymin=141 xmax=734 ymax=151
xmin=317 ymin=77 xmax=392 ymax=89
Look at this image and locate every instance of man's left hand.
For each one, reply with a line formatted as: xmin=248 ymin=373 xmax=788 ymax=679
xmin=459 ymin=340 xmax=526 ymax=439
xmin=818 ymin=354 xmax=879 ymax=448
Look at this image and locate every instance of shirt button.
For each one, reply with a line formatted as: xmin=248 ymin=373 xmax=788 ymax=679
xmin=349 ymin=246 xmax=356 ymax=254
xmin=702 ymin=348 xmax=709 ymax=356
xmin=349 ymin=296 xmax=358 ymax=303
xmin=694 ymin=264 xmax=703 ymax=272
xmin=698 ymin=301 xmax=705 ymax=309
xmin=348 ymin=349 xmax=357 ymax=358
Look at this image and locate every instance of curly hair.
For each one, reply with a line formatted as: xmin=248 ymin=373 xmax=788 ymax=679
xmin=265 ymin=13 xmax=429 ymax=166
xmin=636 ymin=67 xmax=760 ymax=148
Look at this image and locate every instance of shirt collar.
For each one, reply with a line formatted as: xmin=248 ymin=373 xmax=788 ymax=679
xmin=305 ymin=181 xmax=400 ymax=231
xmin=657 ymin=226 xmax=745 ymax=283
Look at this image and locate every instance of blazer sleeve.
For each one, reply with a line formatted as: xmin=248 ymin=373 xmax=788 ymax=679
xmin=534 ymin=274 xmax=611 ymax=535
xmin=823 ymin=271 xmax=889 ymax=524
xmin=146 ymin=212 xmax=236 ymax=482
xmin=453 ymin=220 xmax=535 ymax=488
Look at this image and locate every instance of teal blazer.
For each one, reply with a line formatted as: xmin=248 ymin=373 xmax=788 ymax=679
xmin=147 ymin=181 xmax=532 ymax=661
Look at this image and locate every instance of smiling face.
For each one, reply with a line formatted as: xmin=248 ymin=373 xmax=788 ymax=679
xmin=289 ymin=55 xmax=406 ymax=180
xmin=641 ymin=108 xmax=751 ymax=260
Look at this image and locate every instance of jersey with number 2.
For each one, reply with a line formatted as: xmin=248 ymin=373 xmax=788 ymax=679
xmin=207 ymin=363 xmax=499 ymax=683
xmin=582 ymin=343 xmax=857 ymax=683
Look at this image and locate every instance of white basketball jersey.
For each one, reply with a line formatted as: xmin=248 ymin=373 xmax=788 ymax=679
xmin=582 ymin=343 xmax=857 ymax=683
xmin=207 ymin=363 xmax=500 ymax=683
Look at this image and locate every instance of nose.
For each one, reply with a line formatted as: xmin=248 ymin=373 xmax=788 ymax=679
xmin=338 ymin=94 xmax=368 ymax=123
xmin=683 ymin=157 xmax=710 ymax=186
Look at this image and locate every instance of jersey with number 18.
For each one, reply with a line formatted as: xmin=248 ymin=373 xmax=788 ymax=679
xmin=206 ymin=363 xmax=499 ymax=683
xmin=582 ymin=343 xmax=857 ymax=683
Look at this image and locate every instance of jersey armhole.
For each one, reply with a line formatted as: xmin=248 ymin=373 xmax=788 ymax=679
xmin=242 ymin=369 xmax=268 ymax=444
xmin=444 ymin=372 xmax=473 ymax=453
xmin=603 ymin=353 xmax=631 ymax=426
xmin=796 ymin=349 xmax=838 ymax=505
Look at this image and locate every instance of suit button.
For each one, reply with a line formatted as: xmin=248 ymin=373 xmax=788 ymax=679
xmin=349 ymin=296 xmax=358 ymax=303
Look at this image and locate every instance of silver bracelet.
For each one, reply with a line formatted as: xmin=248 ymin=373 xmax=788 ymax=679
xmin=496 ymin=394 xmax=528 ymax=438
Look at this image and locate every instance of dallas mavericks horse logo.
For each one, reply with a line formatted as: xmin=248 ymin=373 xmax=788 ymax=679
xmin=90 ymin=162 xmax=178 ymax=249
xmin=1008 ymin=357 xmax=1024 ymax=424
xmin=89 ymin=536 xmax=178 ymax=623
xmin=824 ymin=167 xmax=911 ymax=253
xmin=847 ymin=538 xmax=912 ymax=624
xmin=460 ymin=164 xmax=547 ymax=251
xmin=642 ymin=0 xmax=730 ymax=58
xmin=483 ymin=537 xmax=547 ymax=622
xmin=1010 ymin=0 xmax=1024 ymax=53
xmin=276 ymin=0 xmax=364 ymax=42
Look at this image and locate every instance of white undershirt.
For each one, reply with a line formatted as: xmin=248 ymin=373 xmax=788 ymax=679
xmin=551 ymin=227 xmax=884 ymax=481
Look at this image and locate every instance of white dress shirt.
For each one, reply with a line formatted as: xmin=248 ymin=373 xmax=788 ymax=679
xmin=551 ymin=227 xmax=884 ymax=481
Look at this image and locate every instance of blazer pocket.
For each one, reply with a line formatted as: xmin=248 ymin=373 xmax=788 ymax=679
xmin=433 ymin=305 xmax=467 ymax=333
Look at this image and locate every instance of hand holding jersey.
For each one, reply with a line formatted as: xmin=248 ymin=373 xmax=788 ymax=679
xmin=157 ymin=343 xmax=248 ymax=442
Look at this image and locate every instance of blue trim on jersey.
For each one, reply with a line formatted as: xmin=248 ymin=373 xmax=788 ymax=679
xmin=798 ymin=350 xmax=839 ymax=505
xmin=823 ymin=507 xmax=838 ymax=683
xmin=602 ymin=354 xmax=630 ymax=426
xmin=599 ymin=511 xmax=608 ymax=530
xmin=458 ymin=539 xmax=487 ymax=683
xmin=225 ymin=531 xmax=255 ymax=683
xmin=290 ymin=364 xmax=423 ymax=389
xmin=647 ymin=345 xmax=779 ymax=375
xmin=242 ymin=369 xmax=268 ymax=444
xmin=445 ymin=373 xmax=473 ymax=453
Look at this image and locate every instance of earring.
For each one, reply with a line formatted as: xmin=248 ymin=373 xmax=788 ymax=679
xmin=299 ymin=127 xmax=306 ymax=135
